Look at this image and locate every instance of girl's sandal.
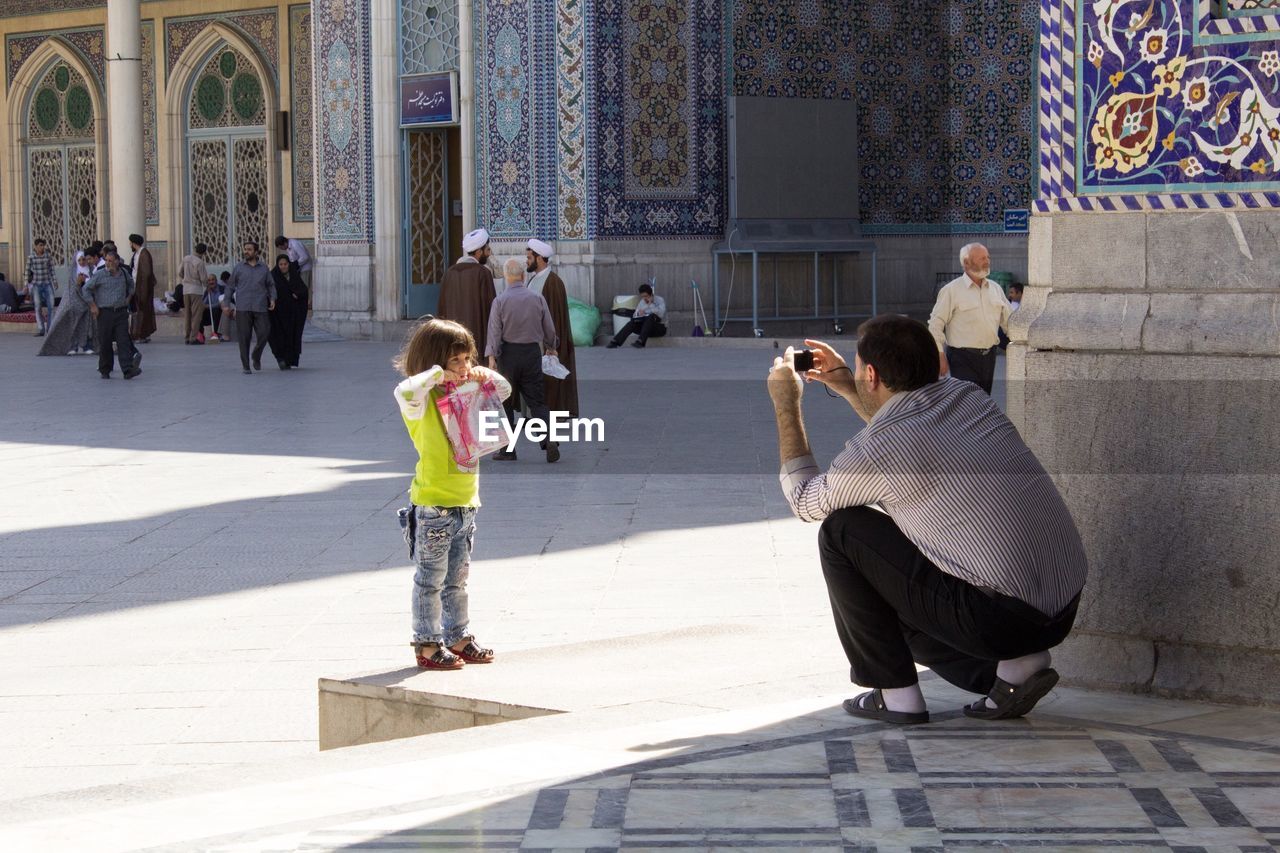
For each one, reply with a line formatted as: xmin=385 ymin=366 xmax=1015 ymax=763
xmin=450 ymin=638 xmax=495 ymax=664
xmin=414 ymin=644 xmax=465 ymax=670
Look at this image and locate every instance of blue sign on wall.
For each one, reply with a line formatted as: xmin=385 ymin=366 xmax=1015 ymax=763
xmin=400 ymin=73 xmax=457 ymax=126
xmin=1004 ymin=209 xmax=1030 ymax=233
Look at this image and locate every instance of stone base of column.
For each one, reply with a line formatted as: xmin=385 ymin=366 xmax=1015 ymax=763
xmin=1011 ymin=210 xmax=1280 ymax=705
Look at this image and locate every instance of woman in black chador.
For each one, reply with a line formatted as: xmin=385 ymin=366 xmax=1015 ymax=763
xmin=268 ymin=253 xmax=309 ymax=369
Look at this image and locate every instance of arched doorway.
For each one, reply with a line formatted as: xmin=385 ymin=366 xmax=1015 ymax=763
xmin=184 ymin=45 xmax=269 ymax=266
xmin=24 ymin=60 xmax=98 ymax=284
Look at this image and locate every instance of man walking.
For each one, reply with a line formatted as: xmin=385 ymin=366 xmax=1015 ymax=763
xmin=439 ymin=228 xmax=498 ymax=357
xmin=927 ymin=242 xmax=1013 ymax=394
xmin=128 ymin=233 xmax=158 ymax=343
xmin=224 ymin=242 xmax=276 ymax=374
xmin=767 ymin=315 xmax=1087 ymax=724
xmin=84 ymin=250 xmax=141 ymax=379
xmin=179 ymin=243 xmax=210 ymax=345
xmin=607 ymin=282 xmax=667 ymax=348
xmin=26 ymin=238 xmax=56 ymax=337
xmin=487 ymin=257 xmax=560 ymax=463
xmin=525 ymin=239 xmax=578 ymax=419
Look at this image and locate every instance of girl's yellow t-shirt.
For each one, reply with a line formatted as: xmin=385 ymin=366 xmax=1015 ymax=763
xmin=394 ymin=366 xmax=511 ymax=508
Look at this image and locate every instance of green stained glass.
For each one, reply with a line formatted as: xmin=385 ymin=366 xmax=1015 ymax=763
xmin=195 ymin=74 xmax=225 ymax=122
xmin=219 ymin=51 xmax=237 ymax=79
xmin=33 ymin=88 xmax=60 ymax=132
xmin=54 ymin=64 xmax=70 ymax=92
xmin=230 ymin=72 xmax=262 ymax=122
xmin=65 ymin=85 xmax=92 ymax=131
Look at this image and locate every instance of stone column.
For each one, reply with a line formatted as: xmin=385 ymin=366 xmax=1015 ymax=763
xmin=1019 ymin=0 xmax=1280 ymax=706
xmin=370 ymin=0 xmax=401 ymax=322
xmin=105 ymin=0 xmax=144 ymax=242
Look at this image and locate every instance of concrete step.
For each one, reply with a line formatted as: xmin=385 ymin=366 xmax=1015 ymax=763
xmin=319 ymin=624 xmax=848 ymax=749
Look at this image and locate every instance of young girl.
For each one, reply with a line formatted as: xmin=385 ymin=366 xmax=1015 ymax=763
xmin=394 ymin=317 xmax=512 ymax=670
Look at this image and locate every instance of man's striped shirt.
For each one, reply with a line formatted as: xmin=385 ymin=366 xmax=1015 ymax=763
xmin=780 ymin=377 xmax=1087 ymax=616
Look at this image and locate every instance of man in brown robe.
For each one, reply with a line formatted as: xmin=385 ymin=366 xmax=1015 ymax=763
xmin=128 ymin=233 xmax=157 ymax=343
xmin=526 ymin=239 xmax=579 ymax=419
xmin=437 ymin=227 xmax=498 ymax=357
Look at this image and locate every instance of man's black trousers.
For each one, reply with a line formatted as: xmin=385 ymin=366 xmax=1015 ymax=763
xmin=236 ymin=310 xmax=271 ymax=370
xmin=97 ymin=307 xmax=138 ymax=375
xmin=498 ymin=341 xmax=550 ymax=440
xmin=818 ymin=506 xmax=1079 ymax=694
xmin=945 ymin=345 xmax=998 ymax=395
xmin=611 ymin=314 xmax=667 ymax=346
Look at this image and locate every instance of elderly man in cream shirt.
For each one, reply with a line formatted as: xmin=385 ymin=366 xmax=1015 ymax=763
xmin=928 ymin=242 xmax=1013 ymax=394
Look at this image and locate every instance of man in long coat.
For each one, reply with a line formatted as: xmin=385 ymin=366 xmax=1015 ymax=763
xmin=438 ymin=228 xmax=498 ymax=357
xmin=128 ymin=233 xmax=157 ymax=343
xmin=525 ymin=239 xmax=579 ymax=419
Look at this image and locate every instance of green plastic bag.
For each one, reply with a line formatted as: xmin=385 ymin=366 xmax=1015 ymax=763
xmin=567 ymin=297 xmax=601 ymax=347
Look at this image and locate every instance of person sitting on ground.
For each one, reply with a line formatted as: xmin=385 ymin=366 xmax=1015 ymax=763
xmin=607 ymin=283 xmax=667 ymax=349
xmin=200 ymin=274 xmax=226 ymax=343
xmin=0 ymin=274 xmax=18 ymax=314
xmin=766 ymin=315 xmax=1087 ymax=725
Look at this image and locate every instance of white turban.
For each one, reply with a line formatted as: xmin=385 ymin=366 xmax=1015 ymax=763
xmin=527 ymin=238 xmax=554 ymax=260
xmin=463 ymin=228 xmax=490 ymax=254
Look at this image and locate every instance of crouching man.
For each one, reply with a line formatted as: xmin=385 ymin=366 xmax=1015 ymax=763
xmin=767 ymin=315 xmax=1087 ymax=724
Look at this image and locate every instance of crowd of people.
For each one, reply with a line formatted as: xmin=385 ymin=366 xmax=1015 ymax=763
xmin=20 ymin=233 xmax=311 ymax=379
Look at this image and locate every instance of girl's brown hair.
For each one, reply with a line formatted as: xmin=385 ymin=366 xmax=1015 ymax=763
xmin=394 ymin=317 xmax=478 ymax=376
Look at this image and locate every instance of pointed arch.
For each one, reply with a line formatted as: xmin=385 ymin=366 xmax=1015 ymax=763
xmin=162 ymin=21 xmax=281 ymax=275
xmin=5 ymin=38 xmax=108 ymax=278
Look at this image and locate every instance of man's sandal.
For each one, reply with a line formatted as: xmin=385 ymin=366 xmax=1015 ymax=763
xmin=964 ymin=668 xmax=1059 ymax=720
xmin=414 ymin=644 xmax=465 ymax=670
xmin=842 ymin=689 xmax=930 ymax=725
xmin=450 ymin=638 xmax=495 ymax=664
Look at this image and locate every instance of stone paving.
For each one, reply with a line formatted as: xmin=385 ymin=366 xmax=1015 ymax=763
xmin=3 ymin=333 xmax=1278 ymax=852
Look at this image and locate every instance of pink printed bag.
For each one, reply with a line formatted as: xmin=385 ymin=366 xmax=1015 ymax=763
xmin=435 ymin=377 xmax=511 ymax=472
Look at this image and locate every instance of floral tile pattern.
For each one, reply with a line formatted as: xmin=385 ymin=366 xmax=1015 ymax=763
xmin=1040 ymin=0 xmax=1280 ymax=211
xmin=1081 ymin=0 xmax=1280 ymax=194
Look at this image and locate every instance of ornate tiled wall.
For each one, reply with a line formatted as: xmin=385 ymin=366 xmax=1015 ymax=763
xmin=473 ymin=0 xmax=556 ymax=238
xmin=314 ymin=0 xmax=374 ymax=242
xmin=591 ymin=0 xmax=725 ymax=237
xmin=7 ymin=27 xmax=103 ymax=86
xmin=289 ymin=4 xmax=313 ymax=222
xmin=1039 ymin=0 xmax=1280 ymax=211
xmin=166 ymin=10 xmax=278 ymax=79
xmin=733 ymin=0 xmax=1037 ymax=233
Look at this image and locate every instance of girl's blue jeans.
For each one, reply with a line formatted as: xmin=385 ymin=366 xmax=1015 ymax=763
xmin=408 ymin=505 xmax=477 ymax=646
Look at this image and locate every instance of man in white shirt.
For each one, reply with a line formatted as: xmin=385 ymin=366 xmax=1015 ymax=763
xmin=927 ymin=243 xmax=1013 ymax=394
xmin=275 ymin=235 xmax=312 ymax=288
xmin=607 ymin=283 xmax=667 ymax=348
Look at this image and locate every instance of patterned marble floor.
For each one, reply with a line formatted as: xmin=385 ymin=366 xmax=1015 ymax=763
xmin=293 ymin=710 xmax=1280 ymax=852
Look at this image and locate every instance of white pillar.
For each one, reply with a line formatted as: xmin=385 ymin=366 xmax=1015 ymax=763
xmin=105 ymin=0 xmax=144 ymax=243
xmin=371 ymin=0 xmax=402 ymax=321
xmin=459 ymin=0 xmax=475 ymax=233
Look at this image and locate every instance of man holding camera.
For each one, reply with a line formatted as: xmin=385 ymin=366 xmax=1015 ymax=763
xmin=767 ymin=315 xmax=1087 ymax=724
